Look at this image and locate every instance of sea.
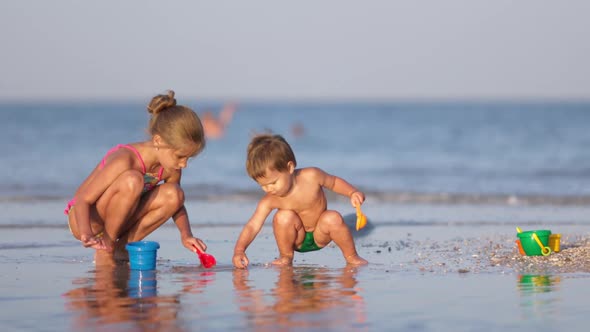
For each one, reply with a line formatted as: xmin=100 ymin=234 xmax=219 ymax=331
xmin=2 ymin=100 xmax=590 ymax=331
xmin=2 ymin=100 xmax=590 ymax=203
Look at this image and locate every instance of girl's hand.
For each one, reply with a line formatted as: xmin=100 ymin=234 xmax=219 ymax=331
xmin=184 ymin=236 xmax=207 ymax=253
xmin=80 ymin=234 xmax=110 ymax=250
xmin=233 ymin=252 xmax=249 ymax=269
xmin=350 ymin=191 xmax=366 ymax=207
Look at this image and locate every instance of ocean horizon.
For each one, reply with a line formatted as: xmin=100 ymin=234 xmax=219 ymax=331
xmin=3 ymin=99 xmax=590 ymax=199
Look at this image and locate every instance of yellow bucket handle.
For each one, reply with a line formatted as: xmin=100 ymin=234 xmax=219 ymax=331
xmin=532 ymin=233 xmax=552 ymax=256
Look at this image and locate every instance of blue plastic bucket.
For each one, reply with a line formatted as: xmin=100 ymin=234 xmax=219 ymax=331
xmin=128 ymin=269 xmax=157 ymax=298
xmin=125 ymin=241 xmax=160 ymax=270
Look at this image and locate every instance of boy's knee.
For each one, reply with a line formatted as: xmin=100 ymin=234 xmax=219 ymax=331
xmin=320 ymin=211 xmax=344 ymax=227
xmin=273 ymin=210 xmax=298 ymax=227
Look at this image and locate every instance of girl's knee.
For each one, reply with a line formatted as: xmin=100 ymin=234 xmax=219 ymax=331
xmin=159 ymin=183 xmax=185 ymax=209
xmin=118 ymin=170 xmax=144 ymax=196
xmin=273 ymin=210 xmax=298 ymax=227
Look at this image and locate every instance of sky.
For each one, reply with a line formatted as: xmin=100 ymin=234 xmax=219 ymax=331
xmin=1 ymin=0 xmax=589 ymax=101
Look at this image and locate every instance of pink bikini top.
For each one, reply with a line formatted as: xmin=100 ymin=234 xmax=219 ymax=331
xmin=101 ymin=144 xmax=164 ymax=193
xmin=64 ymin=144 xmax=164 ymax=215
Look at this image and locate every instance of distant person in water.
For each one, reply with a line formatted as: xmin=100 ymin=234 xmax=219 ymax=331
xmin=64 ymin=90 xmax=209 ymax=264
xmin=201 ymin=103 xmax=237 ymax=139
xmin=290 ymin=122 xmax=305 ymax=138
xmin=232 ymin=134 xmax=368 ymax=268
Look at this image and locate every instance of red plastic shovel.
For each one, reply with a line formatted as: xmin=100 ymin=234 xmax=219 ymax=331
xmin=193 ymin=245 xmax=217 ymax=268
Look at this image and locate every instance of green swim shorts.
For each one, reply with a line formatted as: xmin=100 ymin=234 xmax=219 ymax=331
xmin=295 ymin=232 xmax=322 ymax=253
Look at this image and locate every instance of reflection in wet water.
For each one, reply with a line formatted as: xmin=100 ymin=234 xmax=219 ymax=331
xmin=233 ymin=266 xmax=368 ymax=330
xmin=63 ymin=264 xmax=183 ymax=331
xmin=172 ymin=266 xmax=217 ymax=295
xmin=518 ymin=275 xmax=561 ymax=294
xmin=517 ymin=274 xmax=562 ymax=319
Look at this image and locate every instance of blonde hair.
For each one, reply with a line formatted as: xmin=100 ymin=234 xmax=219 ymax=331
xmin=147 ymin=90 xmax=205 ymax=156
xmin=246 ymin=134 xmax=296 ymax=179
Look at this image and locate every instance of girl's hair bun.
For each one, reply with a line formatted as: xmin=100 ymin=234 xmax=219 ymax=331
xmin=147 ymin=90 xmax=177 ymax=114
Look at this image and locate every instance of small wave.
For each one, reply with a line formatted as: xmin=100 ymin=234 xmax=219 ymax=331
xmin=0 ymin=241 xmax=77 ymax=250
xmin=2 ymin=189 xmax=590 ymax=206
xmin=186 ymin=190 xmax=590 ymax=206
xmin=0 ymin=224 xmax=69 ymax=229
xmin=373 ymin=220 xmax=586 ymax=227
xmin=362 ymin=191 xmax=590 ymax=206
xmin=1 ymin=219 xmax=588 ymax=231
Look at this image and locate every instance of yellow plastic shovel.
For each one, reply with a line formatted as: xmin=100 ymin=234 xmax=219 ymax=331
xmin=355 ymin=205 xmax=367 ymax=231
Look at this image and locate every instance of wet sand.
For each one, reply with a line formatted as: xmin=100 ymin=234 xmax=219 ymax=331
xmin=1 ymin=202 xmax=590 ymax=331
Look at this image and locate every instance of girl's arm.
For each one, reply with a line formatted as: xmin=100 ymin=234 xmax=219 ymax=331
xmin=166 ymin=170 xmax=208 ymax=253
xmin=172 ymin=205 xmax=207 ymax=253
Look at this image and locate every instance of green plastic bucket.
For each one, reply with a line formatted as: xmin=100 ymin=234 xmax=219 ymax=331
xmin=517 ymin=230 xmax=551 ymax=256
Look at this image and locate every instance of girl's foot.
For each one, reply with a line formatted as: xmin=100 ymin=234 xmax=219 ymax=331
xmin=113 ymin=246 xmax=129 ymax=262
xmin=94 ymin=250 xmax=117 ymax=267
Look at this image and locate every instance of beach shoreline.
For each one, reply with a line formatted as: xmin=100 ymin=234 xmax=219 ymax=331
xmin=1 ymin=197 xmax=589 ymax=331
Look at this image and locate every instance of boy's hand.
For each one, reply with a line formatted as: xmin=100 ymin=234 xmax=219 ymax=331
xmin=183 ymin=236 xmax=207 ymax=253
xmin=233 ymin=252 xmax=249 ymax=269
xmin=350 ymin=191 xmax=366 ymax=207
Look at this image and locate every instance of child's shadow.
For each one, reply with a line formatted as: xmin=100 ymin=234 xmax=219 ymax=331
xmin=342 ymin=213 xmax=374 ymax=238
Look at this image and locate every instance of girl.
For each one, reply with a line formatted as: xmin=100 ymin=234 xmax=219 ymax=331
xmin=65 ymin=90 xmax=208 ymax=262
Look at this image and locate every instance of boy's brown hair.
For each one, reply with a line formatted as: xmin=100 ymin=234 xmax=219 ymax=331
xmin=246 ymin=134 xmax=297 ymax=179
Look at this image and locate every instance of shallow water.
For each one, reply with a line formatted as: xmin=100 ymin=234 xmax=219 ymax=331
xmin=58 ymin=265 xmax=587 ymax=332
xmin=5 ymin=258 xmax=589 ymax=332
xmin=1 ymin=222 xmax=589 ymax=332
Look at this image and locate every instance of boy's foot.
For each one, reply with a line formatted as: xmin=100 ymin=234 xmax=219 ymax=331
xmin=345 ymin=255 xmax=368 ymax=266
xmin=271 ymin=256 xmax=294 ymax=266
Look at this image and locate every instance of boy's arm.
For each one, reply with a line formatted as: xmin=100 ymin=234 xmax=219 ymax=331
xmin=233 ymin=198 xmax=273 ymax=268
xmin=312 ymin=167 xmax=366 ymax=207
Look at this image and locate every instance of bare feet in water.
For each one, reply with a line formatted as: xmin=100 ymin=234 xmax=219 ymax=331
xmin=113 ymin=247 xmax=129 ymax=262
xmin=272 ymin=256 xmax=294 ymax=266
xmin=94 ymin=250 xmax=117 ymax=267
xmin=346 ymin=255 xmax=369 ymax=266
xmin=93 ymin=245 xmax=129 ymax=267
